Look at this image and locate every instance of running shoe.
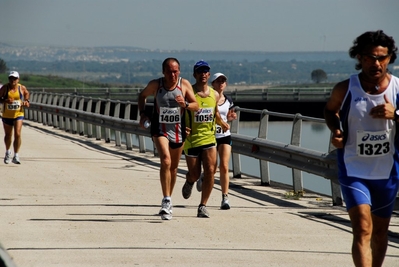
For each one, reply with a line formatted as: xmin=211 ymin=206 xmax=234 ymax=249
xmin=182 ymin=181 xmax=194 ymax=199
xmin=221 ymin=194 xmax=230 ymax=210
xmin=12 ymin=155 xmax=21 ymax=164
xmin=4 ymin=152 xmax=11 ymax=164
xmin=159 ymin=199 xmax=172 ymax=220
xmin=196 ymin=173 xmax=203 ymax=192
xmin=197 ymin=205 xmax=210 ymax=218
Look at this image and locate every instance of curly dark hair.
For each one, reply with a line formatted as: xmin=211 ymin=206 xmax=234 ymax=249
xmin=349 ymin=30 xmax=397 ymax=70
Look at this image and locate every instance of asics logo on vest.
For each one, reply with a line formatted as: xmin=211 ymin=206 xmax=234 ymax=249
xmin=354 ymin=97 xmax=368 ymax=102
xmin=197 ymin=108 xmax=212 ymax=114
xmin=162 ymin=109 xmax=179 ymax=114
xmin=361 ymin=133 xmax=387 ymax=142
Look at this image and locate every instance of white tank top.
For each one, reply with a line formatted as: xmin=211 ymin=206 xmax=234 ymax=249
xmin=340 ymin=74 xmax=399 ymax=179
xmin=216 ymin=94 xmax=234 ymax=139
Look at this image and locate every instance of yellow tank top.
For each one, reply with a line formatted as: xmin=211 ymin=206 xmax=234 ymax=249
xmin=2 ymin=84 xmax=25 ymax=119
xmin=184 ymin=87 xmax=217 ymax=149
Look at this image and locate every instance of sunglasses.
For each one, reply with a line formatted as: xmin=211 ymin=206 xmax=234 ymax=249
xmin=195 ymin=68 xmax=210 ymax=74
xmin=8 ymin=76 xmax=18 ymax=80
xmin=362 ymin=54 xmax=390 ymax=63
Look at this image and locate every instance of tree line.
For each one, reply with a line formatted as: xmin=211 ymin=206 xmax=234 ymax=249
xmin=3 ymin=57 xmax=398 ymax=87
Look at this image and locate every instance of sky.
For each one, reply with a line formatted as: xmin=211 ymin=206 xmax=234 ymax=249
xmin=1 ymin=0 xmax=398 ymax=52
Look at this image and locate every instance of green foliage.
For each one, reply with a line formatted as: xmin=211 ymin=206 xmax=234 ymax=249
xmin=311 ymin=69 xmax=328 ymax=83
xmin=7 ymin=59 xmax=357 ymax=86
xmin=0 ymin=58 xmax=7 ymax=74
xmin=0 ymin=73 xmax=108 ymax=88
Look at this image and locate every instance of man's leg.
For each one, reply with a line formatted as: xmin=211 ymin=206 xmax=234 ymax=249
xmin=348 ymin=204 xmax=373 ymax=267
xmin=182 ymin=155 xmax=201 ymax=199
xmin=200 ymin=146 xmax=217 ymax=206
xmin=3 ymin=121 xmax=13 ymax=164
xmin=185 ymin=150 xmax=202 ymax=184
xmin=13 ymin=119 xmax=23 ymax=154
xmin=168 ymin=144 xmax=184 ymax=196
xmin=3 ymin=121 xmax=13 ymax=151
xmin=370 ymin=214 xmax=391 ymax=267
xmin=153 ymin=137 xmax=173 ymax=197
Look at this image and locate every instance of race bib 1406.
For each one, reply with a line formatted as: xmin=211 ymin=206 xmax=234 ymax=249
xmin=159 ymin=107 xmax=181 ymax=124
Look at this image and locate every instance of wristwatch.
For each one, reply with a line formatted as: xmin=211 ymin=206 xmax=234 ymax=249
xmin=394 ymin=108 xmax=399 ymax=121
xmin=185 ymin=101 xmax=189 ymax=108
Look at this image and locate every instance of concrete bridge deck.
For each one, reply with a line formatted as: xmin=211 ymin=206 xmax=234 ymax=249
xmin=0 ymin=121 xmax=398 ymax=267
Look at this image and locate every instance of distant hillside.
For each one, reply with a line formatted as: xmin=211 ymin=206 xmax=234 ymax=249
xmin=1 ymin=43 xmax=398 ymax=87
xmin=0 ymin=42 xmax=348 ymax=63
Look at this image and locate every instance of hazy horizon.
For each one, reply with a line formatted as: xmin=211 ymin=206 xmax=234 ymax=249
xmin=1 ymin=0 xmax=398 ymax=53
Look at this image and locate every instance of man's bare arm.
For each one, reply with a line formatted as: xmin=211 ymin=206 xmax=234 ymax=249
xmin=182 ymin=79 xmax=199 ymax=111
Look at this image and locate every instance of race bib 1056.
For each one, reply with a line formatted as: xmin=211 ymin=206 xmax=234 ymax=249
xmin=194 ymin=108 xmax=214 ymax=123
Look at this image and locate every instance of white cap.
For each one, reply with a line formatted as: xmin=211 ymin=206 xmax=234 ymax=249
xmin=9 ymin=71 xmax=19 ymax=78
xmin=211 ymin=72 xmax=227 ymax=83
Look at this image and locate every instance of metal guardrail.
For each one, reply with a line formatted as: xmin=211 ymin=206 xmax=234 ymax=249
xmin=28 ymin=87 xmax=333 ymax=102
xmin=25 ymin=92 xmax=342 ymax=206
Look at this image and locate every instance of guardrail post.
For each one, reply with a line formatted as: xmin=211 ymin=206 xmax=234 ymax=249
xmin=65 ymin=96 xmax=72 ymax=132
xmin=104 ymin=100 xmax=111 ymax=143
xmin=231 ymin=107 xmax=241 ymax=178
xmin=328 ymin=136 xmax=343 ymax=206
xmin=86 ymin=98 xmax=93 ymax=138
xmin=291 ymin=114 xmax=303 ymax=193
xmin=95 ymin=99 xmax=102 ymax=140
xmin=124 ymin=102 xmax=133 ymax=150
xmin=258 ymin=109 xmax=270 ymax=185
xmin=42 ymin=94 xmax=48 ymax=125
xmin=114 ymin=101 xmax=122 ymax=146
xmin=71 ymin=96 xmax=78 ymax=134
xmin=52 ymin=94 xmax=59 ymax=128
xmin=37 ymin=93 xmax=43 ymax=123
xmin=136 ymin=106 xmax=147 ymax=153
xmin=58 ymin=95 xmax=66 ymax=130
xmin=46 ymin=94 xmax=53 ymax=126
xmin=78 ymin=97 xmax=85 ymax=135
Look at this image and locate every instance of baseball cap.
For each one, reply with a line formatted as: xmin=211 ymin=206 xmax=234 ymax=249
xmin=211 ymin=72 xmax=227 ymax=83
xmin=9 ymin=71 xmax=19 ymax=79
xmin=193 ymin=60 xmax=210 ymax=72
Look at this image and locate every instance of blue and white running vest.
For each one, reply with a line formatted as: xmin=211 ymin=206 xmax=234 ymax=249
xmin=339 ymin=74 xmax=399 ymax=179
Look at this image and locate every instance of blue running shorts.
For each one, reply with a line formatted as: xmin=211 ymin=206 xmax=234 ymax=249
xmin=339 ymin=175 xmax=399 ymax=218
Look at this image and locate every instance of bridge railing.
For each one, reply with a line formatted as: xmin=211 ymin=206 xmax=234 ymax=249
xmin=28 ymin=87 xmax=333 ymax=102
xmin=25 ymin=91 xmax=342 ymax=206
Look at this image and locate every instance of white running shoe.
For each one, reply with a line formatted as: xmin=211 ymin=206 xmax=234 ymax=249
xmin=197 ymin=205 xmax=210 ymax=218
xmin=12 ymin=155 xmax=21 ymax=164
xmin=221 ymin=194 xmax=231 ymax=210
xmin=159 ymin=199 xmax=173 ymax=220
xmin=4 ymin=152 xmax=11 ymax=164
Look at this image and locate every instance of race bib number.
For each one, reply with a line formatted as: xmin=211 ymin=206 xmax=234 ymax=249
xmin=7 ymin=100 xmax=21 ymax=111
xmin=159 ymin=107 xmax=181 ymax=124
xmin=356 ymin=130 xmax=390 ymax=157
xmin=194 ymin=108 xmax=214 ymax=123
xmin=216 ymin=125 xmax=223 ymax=134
